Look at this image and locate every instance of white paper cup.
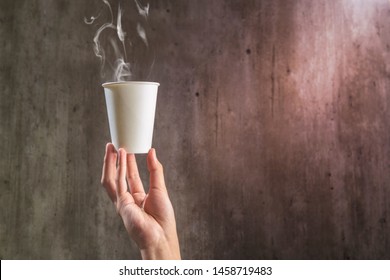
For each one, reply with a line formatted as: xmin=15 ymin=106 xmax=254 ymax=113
xmin=102 ymin=81 xmax=159 ymax=154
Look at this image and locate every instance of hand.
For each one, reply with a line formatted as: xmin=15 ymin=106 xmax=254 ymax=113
xmin=101 ymin=143 xmax=181 ymax=260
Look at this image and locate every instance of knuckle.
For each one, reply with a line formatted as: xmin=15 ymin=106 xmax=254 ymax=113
xmin=128 ymin=172 xmax=140 ymax=181
xmin=101 ymin=177 xmax=109 ymax=186
xmin=151 ymin=161 xmax=163 ymax=172
xmin=158 ymin=162 xmax=164 ymax=172
xmin=101 ymin=177 xmax=115 ymax=188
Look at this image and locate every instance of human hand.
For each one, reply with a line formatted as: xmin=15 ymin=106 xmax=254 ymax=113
xmin=101 ymin=143 xmax=181 ymax=260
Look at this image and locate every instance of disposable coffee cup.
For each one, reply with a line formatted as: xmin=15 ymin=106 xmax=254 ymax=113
xmin=102 ymin=81 xmax=159 ymax=154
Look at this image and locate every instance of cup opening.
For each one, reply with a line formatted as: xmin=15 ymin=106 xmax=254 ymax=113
xmin=102 ymin=81 xmax=160 ymax=88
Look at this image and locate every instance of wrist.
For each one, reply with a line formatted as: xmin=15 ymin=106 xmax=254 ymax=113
xmin=140 ymin=236 xmax=181 ymax=260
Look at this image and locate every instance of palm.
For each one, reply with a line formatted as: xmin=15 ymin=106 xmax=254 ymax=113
xmin=119 ymin=188 xmax=174 ymax=249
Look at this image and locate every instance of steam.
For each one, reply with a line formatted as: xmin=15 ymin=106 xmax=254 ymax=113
xmin=134 ymin=0 xmax=149 ymax=19
xmin=137 ymin=23 xmax=148 ymax=47
xmin=85 ymin=0 xmax=151 ymax=82
xmin=116 ymin=5 xmax=125 ymax=42
xmin=84 ymin=14 xmax=100 ymax=25
xmin=134 ymin=0 xmax=149 ymax=47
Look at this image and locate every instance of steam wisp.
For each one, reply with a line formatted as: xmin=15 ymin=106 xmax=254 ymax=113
xmin=85 ymin=0 xmax=151 ymax=82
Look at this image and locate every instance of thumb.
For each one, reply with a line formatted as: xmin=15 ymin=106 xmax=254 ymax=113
xmin=147 ymin=148 xmax=167 ymax=193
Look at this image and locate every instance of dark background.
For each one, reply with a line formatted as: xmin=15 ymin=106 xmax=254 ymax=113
xmin=1 ymin=0 xmax=390 ymax=259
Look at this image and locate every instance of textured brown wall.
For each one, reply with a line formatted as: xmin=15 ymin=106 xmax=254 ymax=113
xmin=1 ymin=0 xmax=390 ymax=259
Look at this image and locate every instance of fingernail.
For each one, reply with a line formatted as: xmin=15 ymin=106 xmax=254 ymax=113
xmin=152 ymin=148 xmax=157 ymax=162
xmin=119 ymin=148 xmax=125 ymax=157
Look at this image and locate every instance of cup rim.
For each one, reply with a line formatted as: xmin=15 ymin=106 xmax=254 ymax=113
xmin=102 ymin=81 xmax=160 ymax=88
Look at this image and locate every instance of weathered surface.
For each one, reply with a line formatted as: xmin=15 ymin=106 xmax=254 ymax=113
xmin=1 ymin=0 xmax=390 ymax=259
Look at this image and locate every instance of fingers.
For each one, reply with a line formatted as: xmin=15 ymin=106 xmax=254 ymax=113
xmin=102 ymin=145 xmax=166 ymax=206
xmin=147 ymin=148 xmax=167 ymax=193
xmin=127 ymin=153 xmax=146 ymax=196
xmin=101 ymin=143 xmax=117 ymax=202
xmin=116 ymin=148 xmax=129 ymax=197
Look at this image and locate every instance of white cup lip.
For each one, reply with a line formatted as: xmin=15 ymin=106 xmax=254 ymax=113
xmin=102 ymin=81 xmax=160 ymax=88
